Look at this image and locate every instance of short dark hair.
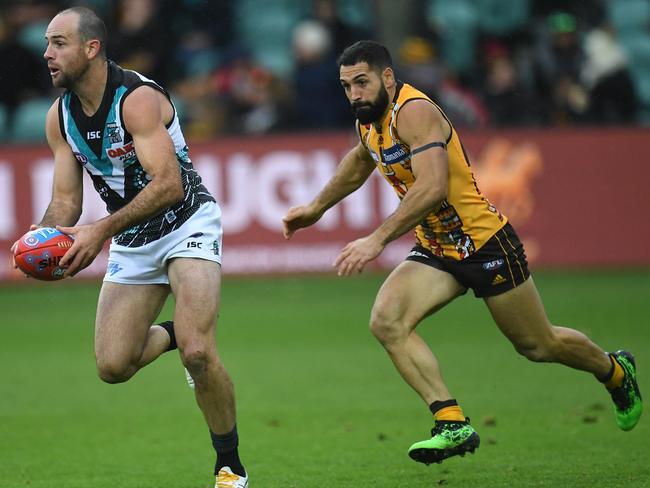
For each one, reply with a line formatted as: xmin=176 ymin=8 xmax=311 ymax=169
xmin=58 ymin=6 xmax=107 ymax=57
xmin=337 ymin=40 xmax=393 ymax=73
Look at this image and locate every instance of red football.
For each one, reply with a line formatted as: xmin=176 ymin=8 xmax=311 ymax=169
xmin=13 ymin=227 xmax=74 ymax=281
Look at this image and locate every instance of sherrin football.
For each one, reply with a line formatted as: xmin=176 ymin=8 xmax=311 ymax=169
xmin=13 ymin=227 xmax=74 ymax=281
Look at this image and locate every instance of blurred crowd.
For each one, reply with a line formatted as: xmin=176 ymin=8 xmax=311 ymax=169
xmin=0 ymin=0 xmax=648 ymax=143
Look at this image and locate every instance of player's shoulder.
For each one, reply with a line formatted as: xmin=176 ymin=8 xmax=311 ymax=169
xmin=121 ymin=84 xmax=162 ymax=118
xmin=396 ymin=98 xmax=444 ymax=134
xmin=398 ymin=98 xmax=439 ymax=121
xmin=45 ymin=98 xmax=64 ymax=141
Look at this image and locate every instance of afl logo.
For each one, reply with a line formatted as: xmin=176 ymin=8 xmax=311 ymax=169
xmin=73 ymin=152 xmax=89 ymax=165
xmin=23 ymin=235 xmax=39 ymax=247
xmin=482 ymin=259 xmax=505 ymax=270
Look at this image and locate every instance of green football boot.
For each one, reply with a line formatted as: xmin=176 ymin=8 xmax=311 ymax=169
xmin=608 ymin=350 xmax=642 ymax=431
xmin=408 ymin=419 xmax=480 ymax=465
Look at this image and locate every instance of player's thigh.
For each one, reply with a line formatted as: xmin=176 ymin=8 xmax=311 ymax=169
xmin=167 ymin=257 xmax=221 ymax=344
xmin=95 ymin=281 xmax=170 ymax=362
xmin=483 ymin=276 xmax=554 ymax=345
xmin=372 ymin=260 xmax=465 ymax=332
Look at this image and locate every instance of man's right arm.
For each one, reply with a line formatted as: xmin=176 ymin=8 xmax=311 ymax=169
xmin=39 ymin=100 xmax=83 ymax=228
xmin=282 ymin=142 xmax=376 ymax=239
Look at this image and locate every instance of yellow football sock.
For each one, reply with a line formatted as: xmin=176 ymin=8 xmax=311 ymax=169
xmin=434 ymin=405 xmax=466 ymax=422
xmin=605 ymin=357 xmax=625 ymax=390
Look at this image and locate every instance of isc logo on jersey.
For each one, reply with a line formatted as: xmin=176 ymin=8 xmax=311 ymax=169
xmin=87 ymin=130 xmax=102 ymax=139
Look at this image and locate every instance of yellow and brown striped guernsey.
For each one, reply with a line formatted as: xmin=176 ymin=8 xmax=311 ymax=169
xmin=358 ymin=82 xmax=507 ymax=260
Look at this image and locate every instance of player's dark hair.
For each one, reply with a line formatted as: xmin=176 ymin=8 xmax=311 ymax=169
xmin=337 ymin=40 xmax=393 ymax=73
xmin=58 ymin=6 xmax=107 ymax=57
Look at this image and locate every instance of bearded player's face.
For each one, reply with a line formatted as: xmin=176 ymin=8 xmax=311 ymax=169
xmin=339 ymin=62 xmax=390 ymax=125
xmin=44 ymin=12 xmax=91 ymax=89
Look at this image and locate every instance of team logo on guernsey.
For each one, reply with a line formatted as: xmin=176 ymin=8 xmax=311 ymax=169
xmin=106 ymin=122 xmax=122 ymax=144
xmin=381 ymin=144 xmax=409 ymax=164
xmin=107 ymin=261 xmax=123 ymax=276
xmin=73 ymin=152 xmax=89 ymax=165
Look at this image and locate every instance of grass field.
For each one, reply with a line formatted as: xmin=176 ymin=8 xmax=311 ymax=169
xmin=0 ymin=269 xmax=649 ymax=488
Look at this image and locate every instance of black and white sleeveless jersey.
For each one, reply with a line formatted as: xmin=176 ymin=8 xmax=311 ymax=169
xmin=58 ymin=61 xmax=215 ymax=247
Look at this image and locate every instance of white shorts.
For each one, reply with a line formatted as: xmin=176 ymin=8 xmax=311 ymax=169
xmin=103 ymin=202 xmax=222 ymax=285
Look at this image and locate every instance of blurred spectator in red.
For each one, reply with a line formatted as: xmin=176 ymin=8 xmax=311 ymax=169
xmin=213 ymin=48 xmax=290 ymax=134
xmin=173 ymin=47 xmax=290 ymax=138
xmin=479 ymin=41 xmax=542 ymax=126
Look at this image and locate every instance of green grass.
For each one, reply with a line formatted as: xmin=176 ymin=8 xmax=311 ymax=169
xmin=0 ymin=269 xmax=649 ymax=487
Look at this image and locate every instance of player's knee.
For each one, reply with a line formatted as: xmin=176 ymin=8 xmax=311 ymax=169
xmin=369 ymin=307 xmax=405 ymax=346
xmin=96 ymin=359 xmax=136 ymax=384
xmin=180 ymin=345 xmax=213 ymax=378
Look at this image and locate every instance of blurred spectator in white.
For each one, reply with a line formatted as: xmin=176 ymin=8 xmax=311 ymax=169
xmin=581 ymin=24 xmax=637 ymax=124
xmin=291 ymin=19 xmax=348 ymax=129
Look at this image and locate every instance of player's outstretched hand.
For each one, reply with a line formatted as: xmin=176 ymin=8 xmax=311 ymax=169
xmin=10 ymin=224 xmax=40 ymax=277
xmin=333 ymin=235 xmax=385 ymax=276
xmin=56 ymin=222 xmax=109 ymax=277
xmin=282 ymin=204 xmax=323 ymax=239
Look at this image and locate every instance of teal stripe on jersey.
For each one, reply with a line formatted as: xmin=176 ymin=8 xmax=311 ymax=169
xmin=104 ymin=85 xmax=128 ymax=165
xmin=63 ymin=95 xmax=111 ymax=176
xmin=63 ymin=86 xmax=128 ymax=176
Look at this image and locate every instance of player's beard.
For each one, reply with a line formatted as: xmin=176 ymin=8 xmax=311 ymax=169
xmin=54 ymin=59 xmax=90 ymax=89
xmin=352 ymin=84 xmax=389 ymax=124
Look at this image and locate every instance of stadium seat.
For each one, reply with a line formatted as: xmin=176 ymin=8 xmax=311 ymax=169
xmin=10 ymin=98 xmax=52 ymax=144
xmin=17 ymin=20 xmax=50 ymax=57
xmin=607 ymin=0 xmax=650 ymax=33
xmin=475 ymin=0 xmax=531 ymax=36
xmin=427 ymin=0 xmax=479 ymax=74
xmin=335 ymin=0 xmax=373 ymax=29
xmin=620 ymin=33 xmax=650 ymax=121
xmin=235 ymin=0 xmax=308 ymax=75
xmin=0 ymin=104 xmax=8 ymax=143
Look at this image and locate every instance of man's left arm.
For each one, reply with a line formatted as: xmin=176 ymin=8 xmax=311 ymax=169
xmin=334 ymin=100 xmax=450 ymax=276
xmin=58 ymin=86 xmax=184 ymax=276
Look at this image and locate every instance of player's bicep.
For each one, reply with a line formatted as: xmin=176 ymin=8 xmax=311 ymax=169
xmin=397 ymin=101 xmax=449 ymax=188
xmin=121 ymin=86 xmax=177 ymax=177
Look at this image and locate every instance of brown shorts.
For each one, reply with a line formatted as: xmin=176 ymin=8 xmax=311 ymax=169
xmin=405 ymin=222 xmax=530 ymax=298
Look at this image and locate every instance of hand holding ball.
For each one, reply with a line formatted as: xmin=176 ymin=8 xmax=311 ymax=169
xmin=13 ymin=227 xmax=74 ymax=281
